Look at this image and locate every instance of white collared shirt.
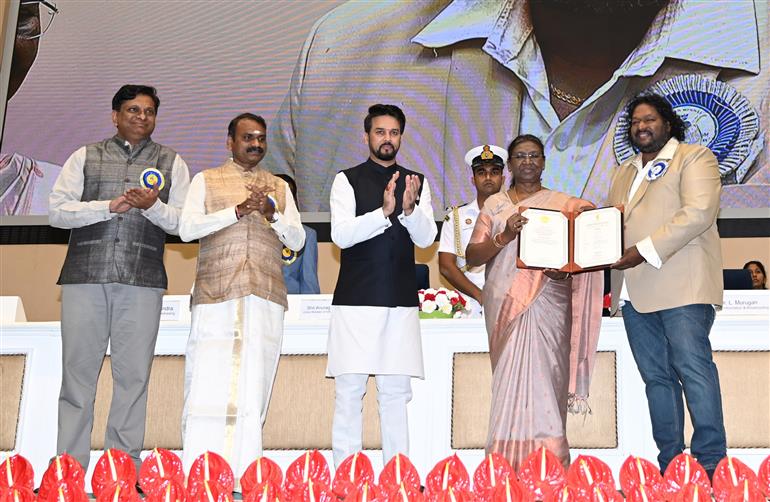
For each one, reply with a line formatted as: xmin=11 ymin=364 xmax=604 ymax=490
xmin=412 ymin=0 xmax=759 ymax=198
xmin=438 ymin=199 xmax=485 ymax=289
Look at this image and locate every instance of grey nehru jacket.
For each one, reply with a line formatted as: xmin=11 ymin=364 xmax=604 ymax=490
xmin=58 ymin=137 xmax=176 ymax=289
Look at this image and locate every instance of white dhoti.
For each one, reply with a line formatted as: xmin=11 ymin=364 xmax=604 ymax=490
xmin=182 ymin=295 xmax=284 ymax=483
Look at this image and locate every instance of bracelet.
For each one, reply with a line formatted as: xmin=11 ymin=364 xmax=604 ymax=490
xmin=492 ymin=232 xmax=507 ymax=249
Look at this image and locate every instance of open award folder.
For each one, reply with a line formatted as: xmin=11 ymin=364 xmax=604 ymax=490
xmin=516 ymin=206 xmax=624 ymax=273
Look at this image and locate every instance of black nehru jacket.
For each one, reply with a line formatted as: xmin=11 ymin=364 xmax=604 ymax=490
xmin=332 ymin=159 xmax=425 ymax=308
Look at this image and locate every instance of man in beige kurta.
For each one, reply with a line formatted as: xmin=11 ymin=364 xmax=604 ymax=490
xmin=179 ymin=113 xmax=305 ymax=485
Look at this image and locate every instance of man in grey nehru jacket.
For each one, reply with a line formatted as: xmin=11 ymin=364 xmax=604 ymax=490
xmin=49 ymin=84 xmax=190 ymax=474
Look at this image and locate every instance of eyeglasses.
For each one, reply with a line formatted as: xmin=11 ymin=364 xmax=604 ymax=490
xmin=512 ymin=152 xmax=545 ymax=161
xmin=17 ymin=0 xmax=59 ymax=40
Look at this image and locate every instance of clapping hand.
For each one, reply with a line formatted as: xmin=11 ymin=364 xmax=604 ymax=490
xmin=383 ymin=171 xmax=399 ymax=217
xmin=236 ymin=189 xmax=261 ymax=218
xmin=251 ymin=185 xmax=276 ymax=220
xmin=402 ymin=174 xmax=421 ymax=216
xmin=109 ymin=195 xmax=132 ymax=214
xmin=123 ymin=183 xmax=160 ymax=210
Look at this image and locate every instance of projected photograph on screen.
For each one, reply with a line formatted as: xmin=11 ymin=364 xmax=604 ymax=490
xmin=1 ymin=0 xmax=768 ymax=217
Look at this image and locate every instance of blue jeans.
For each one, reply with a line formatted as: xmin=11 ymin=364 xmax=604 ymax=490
xmin=622 ymin=302 xmax=726 ymax=472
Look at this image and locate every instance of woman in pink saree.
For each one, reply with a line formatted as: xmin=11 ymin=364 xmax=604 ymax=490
xmin=466 ymin=135 xmax=603 ymax=470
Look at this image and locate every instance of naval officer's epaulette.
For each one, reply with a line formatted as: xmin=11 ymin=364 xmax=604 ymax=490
xmin=443 ymin=201 xmax=471 ymax=222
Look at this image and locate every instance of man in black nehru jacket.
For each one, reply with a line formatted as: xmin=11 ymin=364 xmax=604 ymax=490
xmin=326 ymin=104 xmax=437 ymax=467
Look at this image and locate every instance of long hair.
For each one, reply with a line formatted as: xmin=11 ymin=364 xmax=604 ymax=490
xmin=743 ymin=260 xmax=767 ymax=289
xmin=625 ymin=93 xmax=686 ymax=141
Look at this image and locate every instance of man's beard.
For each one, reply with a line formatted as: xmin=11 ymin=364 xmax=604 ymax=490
xmin=372 ymin=143 xmax=398 ymax=161
xmin=632 ymin=133 xmax=669 ymax=154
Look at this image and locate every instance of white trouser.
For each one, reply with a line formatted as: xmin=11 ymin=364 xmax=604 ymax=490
xmin=332 ymin=373 xmax=412 ymax=467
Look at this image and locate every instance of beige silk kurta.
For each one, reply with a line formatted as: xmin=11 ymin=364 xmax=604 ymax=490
xmin=470 ymin=189 xmax=603 ymax=470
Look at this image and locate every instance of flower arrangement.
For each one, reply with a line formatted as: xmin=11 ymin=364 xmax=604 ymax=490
xmin=418 ymin=287 xmax=468 ymax=319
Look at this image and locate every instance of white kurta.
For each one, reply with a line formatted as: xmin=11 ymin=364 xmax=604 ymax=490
xmin=179 ymin=168 xmax=305 ymax=482
xmin=326 ymin=170 xmax=437 ymax=378
xmin=438 ymin=199 xmax=486 ymax=317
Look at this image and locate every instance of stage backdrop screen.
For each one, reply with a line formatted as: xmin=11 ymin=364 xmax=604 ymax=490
xmin=2 ymin=0 xmax=768 ymax=217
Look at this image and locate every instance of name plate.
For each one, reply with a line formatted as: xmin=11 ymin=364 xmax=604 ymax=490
xmin=161 ymin=295 xmax=191 ymax=322
xmin=720 ymin=291 xmax=769 ymax=317
xmin=286 ymin=294 xmax=333 ymax=321
xmin=0 ymin=296 xmax=27 ymax=323
xmin=300 ymin=299 xmax=332 ymax=318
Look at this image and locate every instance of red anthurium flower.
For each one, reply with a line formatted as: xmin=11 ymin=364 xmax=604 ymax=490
xmin=241 ymin=457 xmax=283 ymax=497
xmin=187 ymin=452 xmax=235 ymax=498
xmin=424 ymin=454 xmax=469 ymax=498
xmin=0 ymin=486 xmax=36 ymax=502
xmin=38 ymin=454 xmax=86 ymax=501
xmin=243 ymin=480 xmax=282 ymax=502
xmin=543 ymin=483 xmax=580 ymax=502
xmin=139 ymin=448 xmax=185 ymax=497
xmin=39 ymin=480 xmax=89 ymax=502
xmin=619 ymin=455 xmax=665 ymax=500
xmin=488 ymin=476 xmax=529 ymax=501
xmin=144 ymin=479 xmax=186 ymax=502
xmin=283 ymin=450 xmax=331 ymax=498
xmin=287 ymin=479 xmax=336 ymax=502
xmin=384 ymin=482 xmax=424 ymax=502
xmin=472 ymin=453 xmax=514 ymax=500
xmin=624 ymin=484 xmax=666 ymax=502
xmin=566 ymin=455 xmax=615 ymax=491
xmin=187 ymin=480 xmax=232 ymax=502
xmin=663 ymin=453 xmax=711 ymax=498
xmin=757 ymin=454 xmax=770 ymax=499
xmin=424 ymin=486 xmax=474 ymax=502
xmin=712 ymin=457 xmax=761 ymax=502
xmin=672 ymin=483 xmax=712 ymax=502
xmin=573 ymin=482 xmax=623 ymax=502
xmin=379 ymin=454 xmax=421 ymax=494
xmin=95 ymin=482 xmax=140 ymax=502
xmin=517 ymin=447 xmax=567 ymax=500
xmin=342 ymin=481 xmax=382 ymax=502
xmin=332 ymin=452 xmax=375 ymax=499
xmin=726 ymin=479 xmax=766 ymax=502
xmin=91 ymin=449 xmax=137 ymax=498
xmin=0 ymin=454 xmax=34 ymax=492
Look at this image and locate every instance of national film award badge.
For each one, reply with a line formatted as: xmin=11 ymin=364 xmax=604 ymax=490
xmin=140 ymin=168 xmax=165 ymax=190
xmin=282 ymin=246 xmax=298 ymax=266
xmin=613 ymin=75 xmax=762 ymax=184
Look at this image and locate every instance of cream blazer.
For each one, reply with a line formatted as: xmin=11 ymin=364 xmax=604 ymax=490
xmin=608 ymin=143 xmax=723 ymax=314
